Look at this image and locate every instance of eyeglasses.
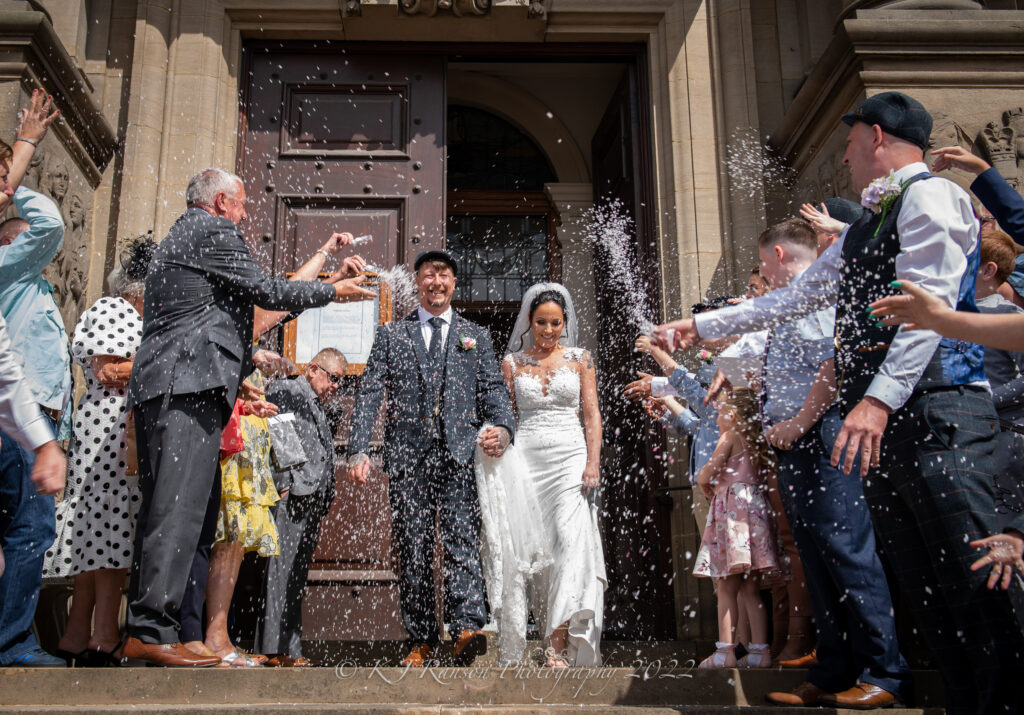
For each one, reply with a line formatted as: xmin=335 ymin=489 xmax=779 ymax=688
xmin=314 ymin=363 xmax=345 ymax=385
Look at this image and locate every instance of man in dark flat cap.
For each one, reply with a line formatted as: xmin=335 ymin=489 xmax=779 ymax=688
xmin=346 ymin=251 xmax=513 ymax=667
xmin=656 ymin=91 xmax=1024 ymax=713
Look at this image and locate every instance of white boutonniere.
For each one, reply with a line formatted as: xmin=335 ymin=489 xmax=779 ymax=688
xmin=860 ymin=169 xmax=906 ymax=236
xmin=459 ymin=336 xmax=477 ymax=351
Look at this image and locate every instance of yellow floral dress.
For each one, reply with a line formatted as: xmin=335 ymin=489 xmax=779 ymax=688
xmin=217 ymin=370 xmax=281 ymax=556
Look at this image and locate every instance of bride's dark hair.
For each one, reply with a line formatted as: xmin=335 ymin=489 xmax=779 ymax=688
xmin=528 ymin=290 xmax=567 ymax=321
xmin=509 ymin=289 xmax=570 ymax=352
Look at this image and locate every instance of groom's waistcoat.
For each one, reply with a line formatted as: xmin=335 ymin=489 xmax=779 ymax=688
xmin=834 ymin=172 xmax=986 ymax=414
xmin=348 ymin=310 xmax=514 ymax=474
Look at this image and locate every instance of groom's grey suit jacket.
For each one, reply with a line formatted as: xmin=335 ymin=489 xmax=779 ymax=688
xmin=348 ymin=310 xmax=514 ymax=474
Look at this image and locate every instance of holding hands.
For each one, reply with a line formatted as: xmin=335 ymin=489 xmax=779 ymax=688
xmin=478 ymin=426 xmax=511 ymax=458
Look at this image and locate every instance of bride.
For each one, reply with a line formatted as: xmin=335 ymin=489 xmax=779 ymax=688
xmin=476 ymin=283 xmax=606 ymax=667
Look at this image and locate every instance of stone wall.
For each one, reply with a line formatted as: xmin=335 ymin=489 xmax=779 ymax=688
xmin=0 ymin=5 xmax=117 ymax=333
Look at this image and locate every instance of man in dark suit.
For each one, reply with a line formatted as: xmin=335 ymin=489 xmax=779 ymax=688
xmin=257 ymin=348 xmax=347 ymax=667
xmin=122 ymin=168 xmax=373 ymax=667
xmin=346 ymin=251 xmax=514 ymax=666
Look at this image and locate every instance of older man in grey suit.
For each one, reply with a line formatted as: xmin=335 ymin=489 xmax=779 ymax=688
xmin=257 ymin=348 xmax=347 ymax=667
xmin=122 ymin=169 xmax=373 ymax=667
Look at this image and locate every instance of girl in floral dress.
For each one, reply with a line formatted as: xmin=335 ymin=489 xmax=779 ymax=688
xmin=693 ymin=388 xmax=779 ymax=669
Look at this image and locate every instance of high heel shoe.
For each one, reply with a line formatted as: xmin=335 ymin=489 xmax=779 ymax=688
xmin=53 ymin=648 xmax=86 ymax=667
xmin=79 ymin=647 xmax=122 ymax=667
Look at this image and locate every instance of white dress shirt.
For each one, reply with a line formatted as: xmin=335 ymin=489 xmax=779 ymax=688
xmin=696 ymin=161 xmax=979 ymax=412
xmin=0 ymin=313 xmax=54 ymax=450
xmin=417 ymin=305 xmax=453 ymax=352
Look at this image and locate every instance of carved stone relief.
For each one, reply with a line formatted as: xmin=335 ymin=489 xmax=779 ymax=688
xmin=399 ymin=0 xmax=491 ymax=16
xmin=978 ymin=108 xmax=1024 ymax=190
xmin=19 ymin=147 xmax=93 ymax=333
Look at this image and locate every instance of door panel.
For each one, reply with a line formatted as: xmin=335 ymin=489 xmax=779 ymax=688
xmin=241 ymin=48 xmax=445 ymax=640
xmin=591 ymin=70 xmax=675 ymax=640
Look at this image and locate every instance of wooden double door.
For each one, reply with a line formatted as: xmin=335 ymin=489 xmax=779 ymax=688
xmin=239 ymin=46 xmax=675 ymax=643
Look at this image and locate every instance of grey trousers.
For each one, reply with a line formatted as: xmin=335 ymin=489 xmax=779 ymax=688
xmin=256 ymin=487 xmax=333 ymax=657
xmin=126 ymin=389 xmax=229 ymax=644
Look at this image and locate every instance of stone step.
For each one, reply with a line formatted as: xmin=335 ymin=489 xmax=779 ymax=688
xmin=0 ymin=707 xmax=946 ymax=714
xmin=0 ymin=667 xmax=945 ymax=711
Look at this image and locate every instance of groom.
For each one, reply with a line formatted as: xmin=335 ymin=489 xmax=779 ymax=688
xmin=347 ymin=251 xmax=514 ymax=666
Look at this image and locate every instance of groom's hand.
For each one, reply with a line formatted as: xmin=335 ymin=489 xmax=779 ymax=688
xmin=346 ymin=454 xmax=370 ymax=484
xmin=479 ymin=426 xmax=510 ymax=457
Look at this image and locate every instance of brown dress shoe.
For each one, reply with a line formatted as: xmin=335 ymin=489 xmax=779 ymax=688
xmin=451 ymin=629 xmax=487 ymax=665
xmin=777 ymin=649 xmax=818 ymax=668
xmin=401 ymin=643 xmax=433 ymax=667
xmin=820 ymin=682 xmax=901 ymax=709
xmin=264 ymin=654 xmax=315 ymax=668
xmin=765 ymin=681 xmax=830 ymax=706
xmin=121 ymin=637 xmax=221 ymax=667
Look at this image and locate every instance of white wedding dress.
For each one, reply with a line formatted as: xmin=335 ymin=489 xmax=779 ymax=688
xmin=476 ymin=347 xmax=607 ymax=666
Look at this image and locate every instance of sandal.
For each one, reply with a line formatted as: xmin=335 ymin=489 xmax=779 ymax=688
xmin=737 ymin=643 xmax=771 ymax=668
xmin=217 ymin=648 xmax=263 ymax=668
xmin=698 ymin=642 xmax=736 ymax=669
xmin=544 ymin=647 xmax=570 ymax=668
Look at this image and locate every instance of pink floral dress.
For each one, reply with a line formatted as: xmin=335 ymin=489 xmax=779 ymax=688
xmin=693 ymin=446 xmax=778 ymax=578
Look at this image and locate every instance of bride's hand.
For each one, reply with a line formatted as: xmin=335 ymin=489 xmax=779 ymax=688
xmin=582 ymin=464 xmax=599 ymax=490
xmin=479 ymin=426 xmax=510 ymax=457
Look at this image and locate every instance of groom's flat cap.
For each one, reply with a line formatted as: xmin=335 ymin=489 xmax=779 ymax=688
xmin=841 ymin=92 xmax=932 ymax=150
xmin=414 ymin=250 xmax=458 ymax=275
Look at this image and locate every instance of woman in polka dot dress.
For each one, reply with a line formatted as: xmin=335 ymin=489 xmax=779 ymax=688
xmin=43 ymin=237 xmax=154 ymax=666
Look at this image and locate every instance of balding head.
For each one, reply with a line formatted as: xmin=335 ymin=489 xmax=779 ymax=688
xmin=0 ymin=218 xmax=28 ymax=246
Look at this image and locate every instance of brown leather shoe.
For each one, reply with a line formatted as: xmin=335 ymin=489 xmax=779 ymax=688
xmin=777 ymin=649 xmax=818 ymax=668
xmin=401 ymin=643 xmax=433 ymax=667
xmin=121 ymin=637 xmax=221 ymax=667
xmin=765 ymin=681 xmax=830 ymax=706
xmin=820 ymin=682 xmax=902 ymax=709
xmin=264 ymin=654 xmax=315 ymax=668
xmin=451 ymin=629 xmax=487 ymax=665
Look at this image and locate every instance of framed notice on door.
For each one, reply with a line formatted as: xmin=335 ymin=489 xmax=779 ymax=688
xmin=282 ymin=273 xmax=393 ymax=376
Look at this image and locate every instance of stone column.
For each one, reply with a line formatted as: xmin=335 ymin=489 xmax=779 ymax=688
xmin=544 ymin=182 xmax=597 ymax=355
xmin=119 ymin=0 xmax=240 ymax=239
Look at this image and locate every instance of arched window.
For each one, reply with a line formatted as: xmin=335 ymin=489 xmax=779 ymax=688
xmin=446 ymin=105 xmax=560 ymax=348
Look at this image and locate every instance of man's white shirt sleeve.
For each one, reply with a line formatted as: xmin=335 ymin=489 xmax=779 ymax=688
xmin=864 ymin=163 xmax=977 ymax=410
xmin=0 ymin=314 xmax=53 ymax=450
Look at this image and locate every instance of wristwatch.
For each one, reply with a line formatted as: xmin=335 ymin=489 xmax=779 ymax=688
xmin=317 ymin=249 xmax=331 ymax=260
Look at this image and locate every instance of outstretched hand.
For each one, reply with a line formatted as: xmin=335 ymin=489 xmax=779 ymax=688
xmin=17 ymin=89 xmax=60 ymax=144
xmin=623 ymin=371 xmax=654 ymax=402
xmin=799 ymin=202 xmax=847 ymax=236
xmin=869 ymin=280 xmax=952 ymax=333
xmin=652 ymin=319 xmax=699 ymax=352
xmin=930 ymin=146 xmax=990 ymax=176
xmin=331 ymin=274 xmax=377 ymax=302
xmin=970 ymin=532 xmax=1024 ymax=590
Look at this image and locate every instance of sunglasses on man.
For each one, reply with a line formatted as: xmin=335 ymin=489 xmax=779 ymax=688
xmin=314 ymin=363 xmax=345 ymax=385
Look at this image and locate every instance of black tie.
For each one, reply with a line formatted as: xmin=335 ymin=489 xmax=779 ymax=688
xmin=428 ymin=316 xmax=444 ymax=359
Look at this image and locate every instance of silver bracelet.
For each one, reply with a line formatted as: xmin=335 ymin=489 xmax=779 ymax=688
xmin=15 ymin=137 xmax=37 ymax=147
xmin=317 ymin=248 xmax=331 ymax=260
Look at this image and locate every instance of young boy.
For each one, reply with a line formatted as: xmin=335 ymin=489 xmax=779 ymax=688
xmin=756 ymin=219 xmax=909 ymax=708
